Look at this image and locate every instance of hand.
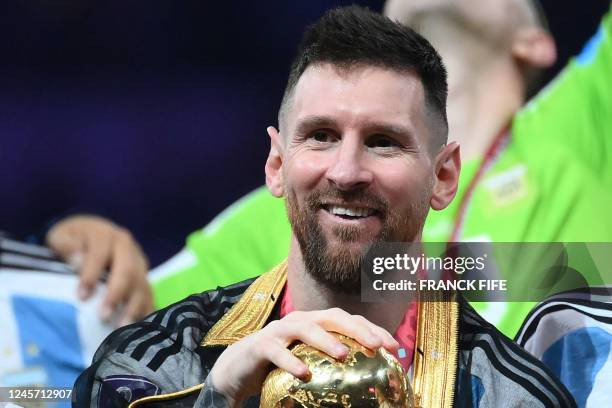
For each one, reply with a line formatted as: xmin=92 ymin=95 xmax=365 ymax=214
xmin=208 ymin=308 xmax=399 ymax=407
xmin=46 ymin=214 xmax=153 ymax=326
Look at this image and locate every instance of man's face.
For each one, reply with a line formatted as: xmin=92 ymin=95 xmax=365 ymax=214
xmin=277 ymin=64 xmax=436 ymax=293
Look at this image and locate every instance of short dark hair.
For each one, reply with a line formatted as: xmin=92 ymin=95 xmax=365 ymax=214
xmin=279 ymin=5 xmax=449 ymax=146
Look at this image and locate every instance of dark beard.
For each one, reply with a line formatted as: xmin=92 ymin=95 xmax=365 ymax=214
xmin=286 ymin=186 xmax=429 ymax=295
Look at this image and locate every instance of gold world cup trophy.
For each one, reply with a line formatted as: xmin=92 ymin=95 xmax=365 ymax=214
xmin=261 ymin=333 xmax=415 ymax=408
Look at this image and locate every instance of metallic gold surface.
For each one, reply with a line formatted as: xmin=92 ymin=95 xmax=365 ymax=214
xmin=261 ymin=333 xmax=414 ymax=408
xmin=412 ymin=290 xmax=459 ymax=408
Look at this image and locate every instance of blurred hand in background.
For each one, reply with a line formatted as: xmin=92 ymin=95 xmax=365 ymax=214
xmin=46 ymin=215 xmax=153 ymax=326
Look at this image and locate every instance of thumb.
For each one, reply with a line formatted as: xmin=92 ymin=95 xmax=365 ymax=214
xmin=46 ymin=226 xmax=85 ymax=267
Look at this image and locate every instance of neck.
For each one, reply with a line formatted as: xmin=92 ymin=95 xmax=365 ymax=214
xmin=286 ymin=236 xmax=410 ymax=334
xmin=446 ymin=55 xmax=523 ymax=161
xmin=420 ymin=20 xmax=525 ymax=161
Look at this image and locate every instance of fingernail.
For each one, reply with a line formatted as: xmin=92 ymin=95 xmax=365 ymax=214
xmin=77 ymin=285 xmax=89 ymax=300
xmin=301 ymin=368 xmax=312 ymax=382
xmin=334 ymin=344 xmax=348 ymax=356
xmin=99 ymin=304 xmax=113 ymax=321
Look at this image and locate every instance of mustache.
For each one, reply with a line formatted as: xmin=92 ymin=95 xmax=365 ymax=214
xmin=304 ymin=187 xmax=389 ymax=215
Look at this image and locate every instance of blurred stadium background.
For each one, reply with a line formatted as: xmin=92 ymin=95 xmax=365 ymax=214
xmin=0 ymin=0 xmax=608 ymax=266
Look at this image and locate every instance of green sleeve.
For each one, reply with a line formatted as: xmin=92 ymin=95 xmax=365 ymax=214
xmin=513 ymin=6 xmax=612 ymax=184
xmin=150 ymin=186 xmax=291 ymax=309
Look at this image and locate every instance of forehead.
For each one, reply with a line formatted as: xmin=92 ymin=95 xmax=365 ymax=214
xmin=287 ymin=64 xmax=427 ymax=135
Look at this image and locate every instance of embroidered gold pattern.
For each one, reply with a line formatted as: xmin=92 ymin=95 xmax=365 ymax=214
xmin=412 ymin=290 xmax=459 ymax=408
xmin=202 ymin=261 xmax=288 ymax=346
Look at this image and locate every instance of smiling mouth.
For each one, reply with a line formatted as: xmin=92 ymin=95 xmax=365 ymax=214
xmin=321 ymin=204 xmax=381 ymax=220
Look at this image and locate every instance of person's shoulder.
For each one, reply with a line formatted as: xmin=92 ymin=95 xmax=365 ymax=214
xmin=457 ymin=299 xmax=576 ymax=407
xmin=73 ymin=277 xmax=257 ymax=405
xmin=107 ymin=276 xmax=256 ymax=355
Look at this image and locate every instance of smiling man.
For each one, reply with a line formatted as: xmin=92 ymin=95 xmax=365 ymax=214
xmin=274 ymin=64 xmax=446 ymax=296
xmin=74 ymin=7 xmax=574 ymax=407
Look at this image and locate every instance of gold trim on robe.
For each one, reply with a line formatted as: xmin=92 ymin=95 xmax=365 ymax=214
xmin=128 ymin=384 xmax=204 ymax=408
xmin=202 ymin=261 xmax=288 ymax=346
xmin=412 ymin=290 xmax=459 ymax=408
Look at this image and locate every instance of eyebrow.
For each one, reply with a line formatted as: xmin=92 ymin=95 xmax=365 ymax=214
xmin=293 ymin=115 xmax=418 ymax=144
xmin=293 ymin=116 xmax=337 ymax=138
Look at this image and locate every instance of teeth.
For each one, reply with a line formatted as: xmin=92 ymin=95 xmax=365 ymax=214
xmin=329 ymin=206 xmax=374 ymax=217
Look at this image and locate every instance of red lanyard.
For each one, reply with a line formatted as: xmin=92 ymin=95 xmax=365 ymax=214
xmin=450 ymin=127 xmax=510 ymax=241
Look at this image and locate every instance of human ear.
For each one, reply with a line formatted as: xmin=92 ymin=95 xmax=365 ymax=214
xmin=430 ymin=142 xmax=461 ymax=210
xmin=511 ymin=27 xmax=557 ymax=69
xmin=265 ymin=126 xmax=285 ymax=198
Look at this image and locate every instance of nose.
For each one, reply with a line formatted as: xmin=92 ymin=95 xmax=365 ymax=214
xmin=325 ymin=137 xmax=374 ymax=191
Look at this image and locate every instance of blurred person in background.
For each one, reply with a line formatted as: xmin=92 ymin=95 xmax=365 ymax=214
xmin=515 ymin=286 xmax=612 ymax=406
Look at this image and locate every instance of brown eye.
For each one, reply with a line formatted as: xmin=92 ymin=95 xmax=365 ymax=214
xmin=366 ymin=135 xmax=398 ymax=149
xmin=312 ymin=130 xmax=332 ymax=142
